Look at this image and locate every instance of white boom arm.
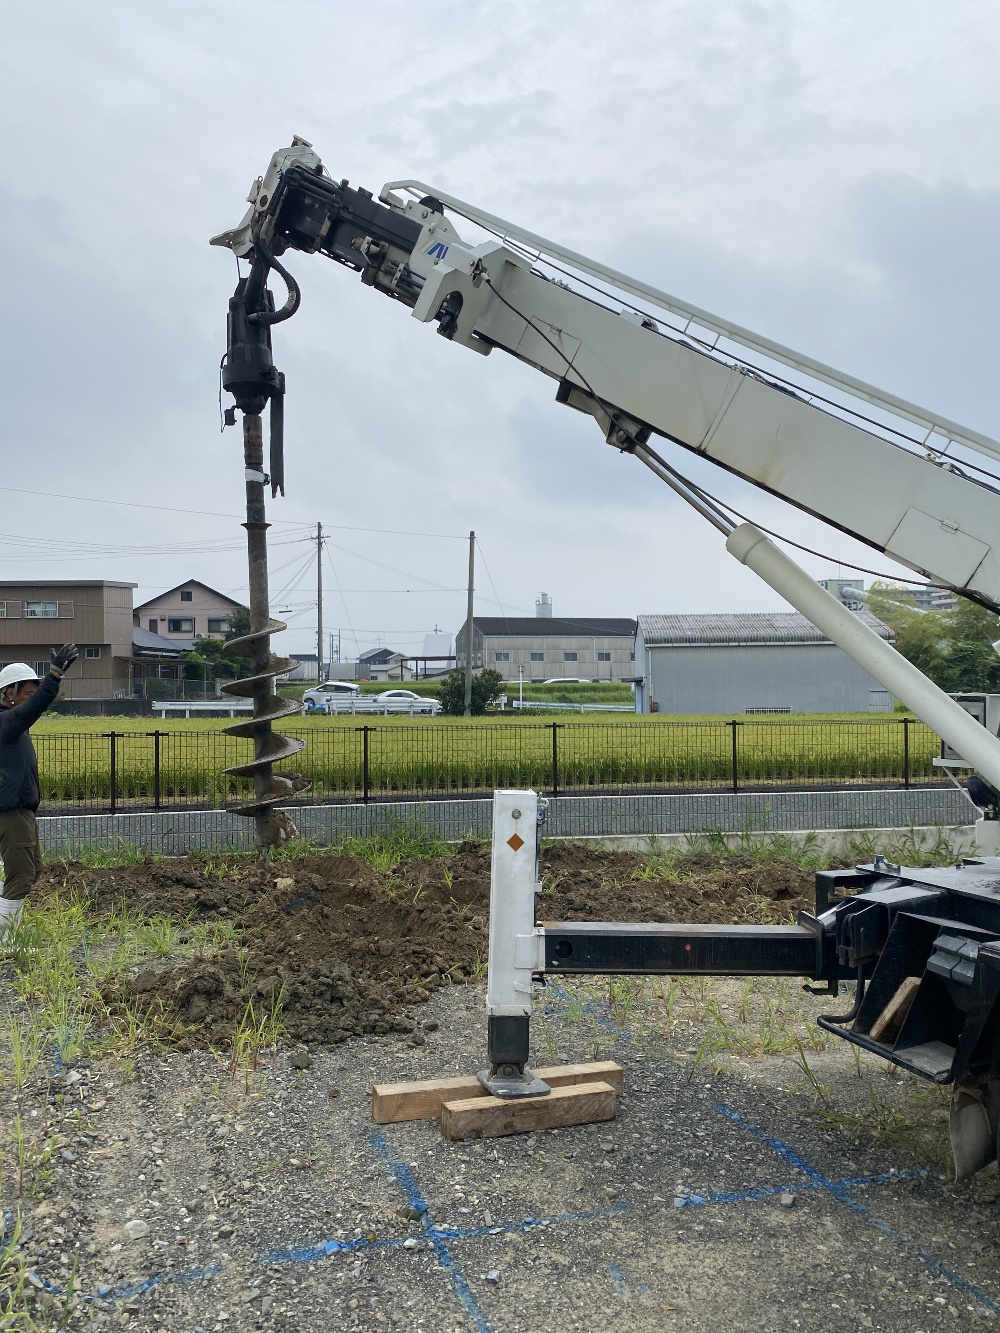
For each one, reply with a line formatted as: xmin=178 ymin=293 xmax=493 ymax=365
xmin=213 ymin=141 xmax=1000 ymax=790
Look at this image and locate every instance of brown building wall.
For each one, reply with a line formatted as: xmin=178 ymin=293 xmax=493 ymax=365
xmin=0 ymin=581 xmax=136 ymax=700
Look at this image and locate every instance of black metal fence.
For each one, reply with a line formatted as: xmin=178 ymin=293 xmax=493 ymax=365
xmin=33 ymin=717 xmax=950 ymax=815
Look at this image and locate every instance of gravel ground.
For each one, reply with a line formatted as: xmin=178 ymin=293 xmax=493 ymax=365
xmin=5 ymin=972 xmax=1000 ymax=1333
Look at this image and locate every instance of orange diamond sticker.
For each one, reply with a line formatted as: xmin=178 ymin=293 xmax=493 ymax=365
xmin=507 ymin=833 xmax=525 ymax=852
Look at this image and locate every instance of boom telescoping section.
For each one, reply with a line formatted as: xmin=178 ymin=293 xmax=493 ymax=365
xmin=213 ymin=139 xmax=1000 ymax=614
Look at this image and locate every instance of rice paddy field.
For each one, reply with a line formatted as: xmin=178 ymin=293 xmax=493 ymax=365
xmin=30 ymin=711 xmax=945 ymax=812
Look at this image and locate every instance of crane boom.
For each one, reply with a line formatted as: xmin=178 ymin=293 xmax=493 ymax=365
xmin=213 ymin=140 xmax=1000 ymax=612
xmin=213 ymin=140 xmax=1000 ymax=1174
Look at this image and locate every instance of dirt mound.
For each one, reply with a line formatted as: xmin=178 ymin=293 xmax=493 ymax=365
xmin=541 ymin=852 xmax=813 ymax=924
xmin=127 ymin=849 xmax=491 ymax=1048
xmin=85 ymin=842 xmax=816 ymax=1048
xmin=34 ymin=859 xmax=261 ymax=920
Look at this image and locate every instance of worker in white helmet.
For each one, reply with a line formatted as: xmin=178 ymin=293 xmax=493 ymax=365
xmin=0 ymin=645 xmax=78 ymax=941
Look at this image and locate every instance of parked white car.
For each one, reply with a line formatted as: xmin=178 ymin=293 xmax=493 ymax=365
xmin=303 ymin=684 xmax=442 ymax=715
xmin=302 ymin=680 xmax=361 ymax=710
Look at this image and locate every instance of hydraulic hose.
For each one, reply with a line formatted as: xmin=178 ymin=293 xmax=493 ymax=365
xmin=248 ymin=230 xmax=301 ymax=327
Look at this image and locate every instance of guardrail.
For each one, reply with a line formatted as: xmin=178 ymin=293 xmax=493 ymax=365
xmin=33 ymin=716 xmax=951 ymax=814
xmin=307 ymin=699 xmax=441 ymax=716
xmin=511 ymin=700 xmax=636 ymax=712
xmin=153 ymin=702 xmax=254 ymax=718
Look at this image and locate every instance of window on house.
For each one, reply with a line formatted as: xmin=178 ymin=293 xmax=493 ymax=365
xmin=24 ymin=601 xmax=57 ymax=618
xmin=597 ymin=652 xmax=611 ymax=662
xmin=148 ymin=619 xmax=158 ymax=633
xmin=530 ymin=652 xmax=544 ymax=662
xmin=207 ymin=618 xmax=229 ymax=634
xmin=34 ymin=662 xmax=48 ymax=678
xmin=495 ymin=652 xmax=510 ymax=662
xmin=85 ymin=646 xmax=101 ymax=659
xmin=180 ymin=590 xmax=193 ymax=602
xmin=167 ymin=618 xmax=194 ymax=633
xmin=564 ymin=652 xmax=578 ymax=662
xmin=0 ymin=603 xmax=6 ymax=618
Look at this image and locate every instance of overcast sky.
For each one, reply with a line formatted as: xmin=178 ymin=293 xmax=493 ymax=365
xmin=2 ymin=2 xmax=998 ymax=659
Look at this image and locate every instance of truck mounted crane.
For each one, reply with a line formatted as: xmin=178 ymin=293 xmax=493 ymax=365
xmin=213 ymin=138 xmax=1000 ymax=1176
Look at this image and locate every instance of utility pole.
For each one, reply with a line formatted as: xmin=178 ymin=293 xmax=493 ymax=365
xmin=464 ymin=530 xmax=475 ymax=717
xmin=316 ymin=521 xmax=324 ymax=685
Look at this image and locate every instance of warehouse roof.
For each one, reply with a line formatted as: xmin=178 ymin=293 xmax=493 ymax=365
xmin=472 ymin=617 xmax=636 ymax=637
xmin=637 ymin=611 xmax=893 ymax=646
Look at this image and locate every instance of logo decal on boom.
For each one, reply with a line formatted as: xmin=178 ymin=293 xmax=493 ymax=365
xmin=424 ymin=242 xmax=449 ymax=260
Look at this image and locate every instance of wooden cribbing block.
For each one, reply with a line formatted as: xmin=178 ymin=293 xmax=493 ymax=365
xmin=371 ymin=1060 xmax=624 ymax=1124
xmin=441 ymin=1080 xmax=618 ymax=1142
xmin=870 ymin=975 xmax=921 ymax=1046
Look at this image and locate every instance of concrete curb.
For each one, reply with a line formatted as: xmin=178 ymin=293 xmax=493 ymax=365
xmin=36 ymin=787 xmax=976 ymax=857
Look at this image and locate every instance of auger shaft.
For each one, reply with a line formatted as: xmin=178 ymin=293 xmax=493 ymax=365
xmin=218 ymin=257 xmax=309 ymax=849
xmin=242 ymin=412 xmax=277 ymax=855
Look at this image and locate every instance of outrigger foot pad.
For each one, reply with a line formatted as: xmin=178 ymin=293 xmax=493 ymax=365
xmin=477 ymin=1066 xmax=551 ymax=1100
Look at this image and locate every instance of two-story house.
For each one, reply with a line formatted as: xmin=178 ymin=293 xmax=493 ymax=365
xmin=134 ymin=580 xmax=243 ymax=643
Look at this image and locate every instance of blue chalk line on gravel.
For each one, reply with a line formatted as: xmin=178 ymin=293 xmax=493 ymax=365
xmin=12 ymin=1004 xmax=993 ymax=1329
xmin=543 ymin=986 xmax=637 ymax=1040
xmin=717 ymin=1102 xmax=1000 ymax=1317
xmin=675 ymin=1165 xmax=928 ymax=1208
xmin=373 ymin=1133 xmax=491 ymax=1333
xmin=264 ymin=1133 xmax=633 ymax=1333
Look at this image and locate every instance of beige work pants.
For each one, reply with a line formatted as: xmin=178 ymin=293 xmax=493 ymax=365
xmin=0 ymin=808 xmax=43 ymax=900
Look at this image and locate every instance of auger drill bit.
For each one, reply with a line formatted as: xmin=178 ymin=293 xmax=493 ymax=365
xmin=220 ymin=249 xmax=307 ymax=859
xmin=221 ymin=413 xmax=310 ymax=857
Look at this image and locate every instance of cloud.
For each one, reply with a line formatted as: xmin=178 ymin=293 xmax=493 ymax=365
xmin=0 ymin=2 xmax=997 ymax=652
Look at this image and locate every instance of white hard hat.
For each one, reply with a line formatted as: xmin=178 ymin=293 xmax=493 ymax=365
xmin=0 ymin=663 xmax=40 ymax=692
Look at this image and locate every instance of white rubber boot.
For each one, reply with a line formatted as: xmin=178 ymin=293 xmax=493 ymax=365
xmin=0 ymin=896 xmax=25 ymax=954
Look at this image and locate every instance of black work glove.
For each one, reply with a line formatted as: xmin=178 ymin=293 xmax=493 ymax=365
xmin=51 ymin=644 xmax=79 ymax=673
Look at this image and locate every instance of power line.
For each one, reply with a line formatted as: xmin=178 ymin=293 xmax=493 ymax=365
xmin=324 ymin=542 xmax=359 ymax=658
xmin=0 ymin=485 xmax=470 ymax=540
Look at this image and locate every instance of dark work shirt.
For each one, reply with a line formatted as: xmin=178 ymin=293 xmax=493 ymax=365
xmin=0 ymin=673 xmax=60 ymax=811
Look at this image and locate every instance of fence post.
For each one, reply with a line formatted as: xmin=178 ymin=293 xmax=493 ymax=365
xmin=153 ymin=730 xmax=162 ymax=812
xmin=109 ymin=731 xmax=118 ymax=815
xmin=361 ymin=725 xmax=371 ymax=804
xmin=729 ymin=720 xmax=739 ymax=794
xmin=902 ymin=716 xmax=911 ymax=789
xmin=551 ymin=723 xmax=560 ymax=796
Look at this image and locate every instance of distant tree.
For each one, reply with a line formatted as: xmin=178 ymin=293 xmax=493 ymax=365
xmin=438 ymin=667 xmax=506 ymax=716
xmin=181 ymin=605 xmax=252 ymax=682
xmin=936 ymin=597 xmax=1000 ymax=693
xmin=225 ymin=605 xmax=251 ymax=644
xmin=867 ymin=584 xmax=951 ymax=687
xmin=868 ymin=582 xmax=1000 ymax=695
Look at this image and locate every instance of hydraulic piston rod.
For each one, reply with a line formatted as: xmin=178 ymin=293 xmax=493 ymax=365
xmin=726 ymin=522 xmax=1000 ymax=794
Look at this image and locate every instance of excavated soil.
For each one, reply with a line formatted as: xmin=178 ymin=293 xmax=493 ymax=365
xmin=33 ymin=844 xmax=817 ymax=1048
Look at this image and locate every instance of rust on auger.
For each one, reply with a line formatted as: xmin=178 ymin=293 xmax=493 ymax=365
xmin=218 ymin=223 xmax=308 ymax=859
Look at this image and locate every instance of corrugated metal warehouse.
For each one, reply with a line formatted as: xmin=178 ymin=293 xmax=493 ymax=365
xmin=634 ymin=612 xmax=895 ymax=714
